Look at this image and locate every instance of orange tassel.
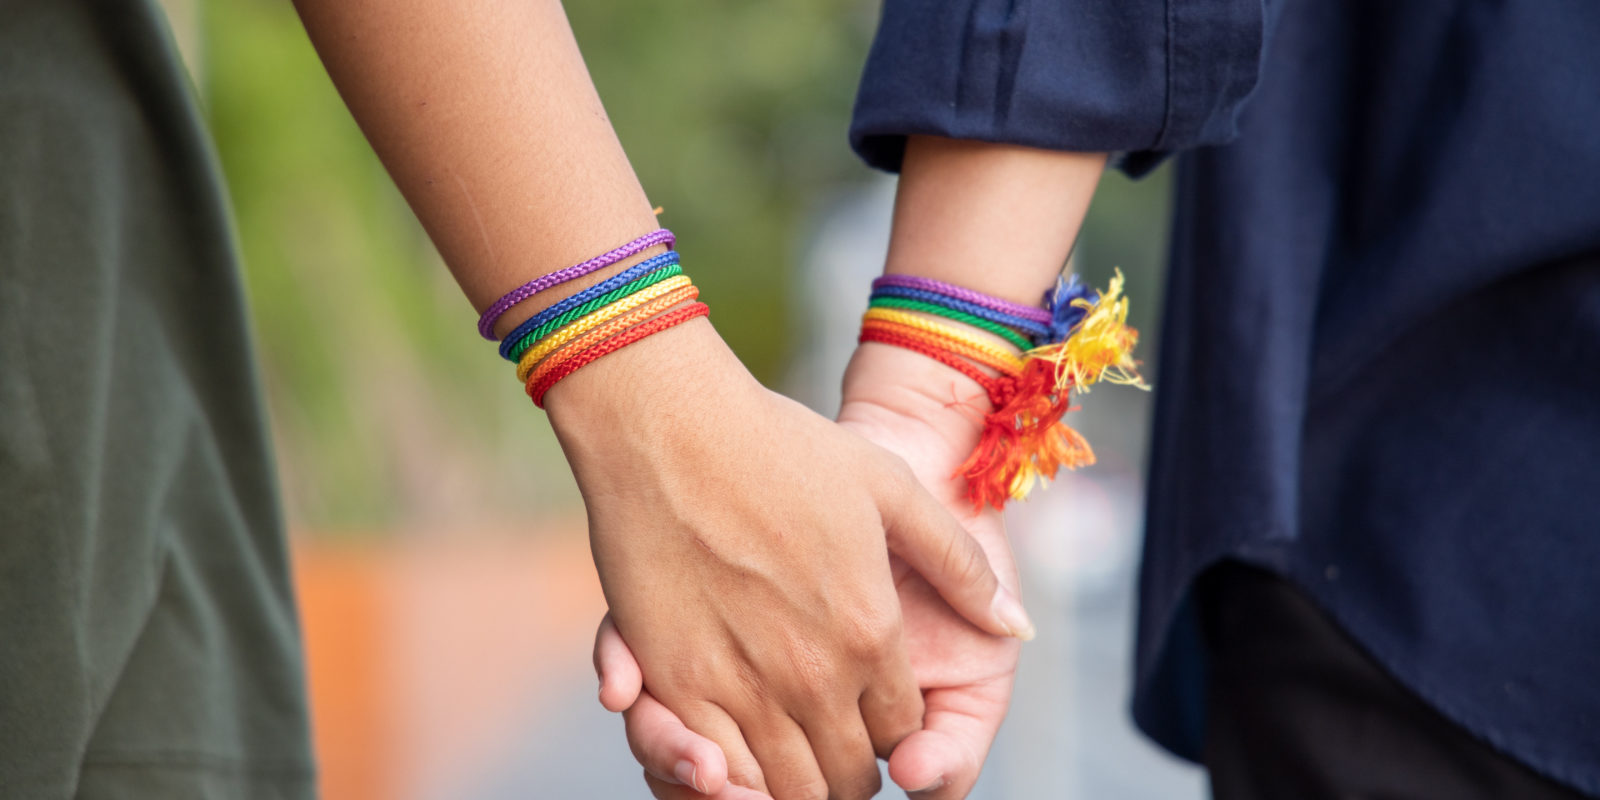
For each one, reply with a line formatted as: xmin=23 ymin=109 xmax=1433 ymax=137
xmin=958 ymin=359 xmax=1098 ymax=509
xmin=958 ymin=271 xmax=1147 ymax=510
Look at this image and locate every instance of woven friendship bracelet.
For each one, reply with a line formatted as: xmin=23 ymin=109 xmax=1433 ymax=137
xmin=479 ymin=228 xmax=675 ymax=339
xmin=499 ymin=251 xmax=681 ymax=360
xmin=860 ymin=308 xmax=1026 ymax=372
xmin=867 ymin=296 xmax=1034 ymax=350
xmin=870 ymin=285 xmax=1052 ymax=338
xmin=507 ymin=264 xmax=684 ymax=361
xmin=522 ymin=285 xmax=700 ymax=386
xmin=858 ymin=325 xmax=1001 ymax=394
xmin=858 ymin=271 xmax=1144 ymax=511
xmin=527 ymin=302 xmax=710 ymax=408
xmin=860 ymin=318 xmax=1025 ymax=377
xmin=516 ymin=276 xmax=693 ymax=381
xmin=873 ymin=275 xmax=1053 ymax=324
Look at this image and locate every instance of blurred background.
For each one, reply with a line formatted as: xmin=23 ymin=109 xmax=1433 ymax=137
xmin=159 ymin=0 xmax=1202 ymax=797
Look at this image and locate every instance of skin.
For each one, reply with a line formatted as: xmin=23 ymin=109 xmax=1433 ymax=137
xmin=287 ymin=2 xmax=1039 ymax=798
xmin=602 ymin=136 xmax=1108 ymax=799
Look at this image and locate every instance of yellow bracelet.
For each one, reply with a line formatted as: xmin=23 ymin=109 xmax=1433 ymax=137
xmin=523 ymin=284 xmax=701 ymax=386
xmin=860 ymin=307 xmax=1026 ymax=373
xmin=516 ymin=275 xmax=692 ymax=380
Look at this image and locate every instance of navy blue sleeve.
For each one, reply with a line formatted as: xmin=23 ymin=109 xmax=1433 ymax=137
xmin=849 ymin=0 xmax=1272 ymax=176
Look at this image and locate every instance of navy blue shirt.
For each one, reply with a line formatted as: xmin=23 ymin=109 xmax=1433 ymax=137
xmin=852 ymin=2 xmax=1600 ymax=793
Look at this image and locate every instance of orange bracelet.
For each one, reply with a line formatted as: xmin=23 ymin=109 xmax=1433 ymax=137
xmin=520 ymin=284 xmax=700 ymax=383
xmin=526 ymin=302 xmax=711 ymax=408
xmin=859 ymin=318 xmax=1023 ymax=377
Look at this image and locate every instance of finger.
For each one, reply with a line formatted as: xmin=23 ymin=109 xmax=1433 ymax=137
xmin=887 ymin=682 xmax=1011 ymax=800
xmin=594 ymin=613 xmax=644 ymax=712
xmin=880 ymin=470 xmax=1034 ymax=640
xmin=624 ymin=690 xmax=730 ymax=795
xmin=672 ymin=703 xmax=768 ymax=795
xmin=796 ymin=709 xmax=881 ymax=800
xmin=739 ymin=712 xmax=828 ymax=800
xmin=645 ymin=771 xmax=775 ymax=800
xmin=852 ymin=617 xmax=922 ymax=759
xmin=858 ymin=661 xmax=924 ymax=758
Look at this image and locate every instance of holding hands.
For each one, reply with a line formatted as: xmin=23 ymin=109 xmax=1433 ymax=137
xmin=595 ymin=339 xmax=1030 ymax=799
xmin=548 ymin=320 xmax=1031 ymax=799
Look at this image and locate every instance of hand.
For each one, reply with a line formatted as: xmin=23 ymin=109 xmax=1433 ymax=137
xmin=592 ymin=338 xmax=1025 ymax=800
xmin=552 ymin=322 xmax=1030 ymax=800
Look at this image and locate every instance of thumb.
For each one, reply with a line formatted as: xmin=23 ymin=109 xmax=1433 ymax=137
xmin=593 ymin=613 xmax=645 ymax=712
xmin=879 ymin=467 xmax=1035 ymax=640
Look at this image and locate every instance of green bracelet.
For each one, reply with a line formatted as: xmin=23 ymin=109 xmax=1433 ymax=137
xmin=867 ymin=296 xmax=1033 ymax=350
xmin=507 ymin=263 xmax=684 ymax=360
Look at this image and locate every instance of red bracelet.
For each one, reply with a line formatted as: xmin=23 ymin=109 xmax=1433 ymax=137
xmin=526 ymin=302 xmax=711 ymax=408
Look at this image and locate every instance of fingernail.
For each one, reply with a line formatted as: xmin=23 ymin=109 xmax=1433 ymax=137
xmin=992 ymin=586 xmax=1036 ymax=641
xmin=674 ymin=760 xmax=702 ymax=793
xmin=913 ymin=776 xmax=946 ymax=793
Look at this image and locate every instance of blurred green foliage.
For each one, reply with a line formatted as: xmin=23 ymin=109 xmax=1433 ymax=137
xmin=175 ymin=0 xmax=878 ymax=532
xmin=167 ymin=0 xmax=1171 ymax=533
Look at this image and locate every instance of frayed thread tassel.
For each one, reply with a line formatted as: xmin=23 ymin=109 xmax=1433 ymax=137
xmin=957 ymin=270 xmax=1147 ymax=510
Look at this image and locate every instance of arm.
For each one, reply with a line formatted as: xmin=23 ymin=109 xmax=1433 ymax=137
xmin=288 ymin=2 xmax=1031 ymax=796
xmin=605 ymin=135 xmax=1108 ymax=800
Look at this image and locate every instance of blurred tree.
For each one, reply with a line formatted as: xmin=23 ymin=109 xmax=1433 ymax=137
xmin=170 ymin=0 xmax=876 ymax=532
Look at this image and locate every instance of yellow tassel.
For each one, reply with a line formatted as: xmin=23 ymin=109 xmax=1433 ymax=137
xmin=1023 ymin=269 xmax=1148 ymax=395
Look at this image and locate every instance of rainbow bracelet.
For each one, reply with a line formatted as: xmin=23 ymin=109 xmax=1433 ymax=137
xmin=500 ymin=251 xmax=681 ymax=360
xmin=866 ymin=296 xmax=1034 ymax=350
xmin=506 ymin=263 xmax=684 ymax=362
xmin=516 ymin=275 xmax=693 ymax=381
xmin=527 ymin=302 xmax=709 ymax=408
xmin=479 ymin=229 xmax=675 ymax=339
xmin=868 ymin=285 xmax=1052 ymax=338
xmin=859 ymin=271 xmax=1145 ymax=510
xmin=485 ymin=234 xmax=708 ymax=411
xmin=872 ymin=275 xmax=1053 ymax=323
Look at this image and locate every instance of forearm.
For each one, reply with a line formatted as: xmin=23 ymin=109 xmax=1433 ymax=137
xmin=886 ymin=135 xmax=1105 ymax=306
xmin=852 ymin=136 xmax=1107 ymax=410
xmin=291 ymin=0 xmax=741 ymax=430
xmin=291 ymin=0 xmax=660 ymax=331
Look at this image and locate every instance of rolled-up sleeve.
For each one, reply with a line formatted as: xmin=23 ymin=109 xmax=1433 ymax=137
xmin=850 ymin=0 xmax=1272 ymax=176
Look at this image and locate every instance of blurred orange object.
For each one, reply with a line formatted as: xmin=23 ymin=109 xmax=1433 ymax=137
xmin=292 ymin=523 xmax=603 ymax=800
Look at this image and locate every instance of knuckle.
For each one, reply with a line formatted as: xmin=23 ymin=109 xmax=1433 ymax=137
xmin=841 ymin=607 xmax=902 ymax=657
xmin=727 ymin=758 xmax=765 ymax=792
xmin=772 ymin=776 xmax=830 ymax=800
xmin=880 ymin=451 xmax=918 ymax=490
xmin=941 ymin=533 xmax=989 ymax=585
xmin=834 ymin=767 xmax=884 ymax=800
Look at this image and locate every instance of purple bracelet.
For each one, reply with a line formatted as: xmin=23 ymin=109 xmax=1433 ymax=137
xmin=871 ymin=275 xmax=1053 ymax=324
xmin=477 ymin=228 xmax=676 ymax=339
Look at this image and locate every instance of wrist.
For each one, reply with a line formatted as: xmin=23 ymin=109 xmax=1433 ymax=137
xmin=886 ymin=136 xmax=1105 ymax=307
xmin=544 ymin=318 xmax=762 ymax=469
xmin=840 ymin=341 xmax=991 ymax=447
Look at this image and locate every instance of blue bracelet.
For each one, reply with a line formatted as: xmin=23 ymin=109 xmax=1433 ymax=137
xmin=498 ymin=250 xmax=681 ymax=360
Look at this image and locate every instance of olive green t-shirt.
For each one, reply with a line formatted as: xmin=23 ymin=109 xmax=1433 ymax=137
xmin=0 ymin=1 xmax=315 ymax=796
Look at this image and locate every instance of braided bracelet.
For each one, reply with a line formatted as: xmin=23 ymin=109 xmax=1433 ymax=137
xmin=873 ymin=275 xmax=1053 ymax=324
xmin=500 ymin=251 xmax=680 ymax=360
xmin=869 ymin=285 xmax=1052 ymax=338
xmin=516 ymin=276 xmax=693 ymax=381
xmin=867 ymin=296 xmax=1034 ymax=350
xmin=859 ymin=271 xmax=1145 ymax=510
xmin=527 ymin=302 xmax=710 ymax=408
xmin=522 ymin=285 xmax=700 ymax=388
xmin=507 ymin=264 xmax=684 ymax=361
xmin=860 ymin=308 xmax=1025 ymax=374
xmin=479 ymin=229 xmax=675 ymax=339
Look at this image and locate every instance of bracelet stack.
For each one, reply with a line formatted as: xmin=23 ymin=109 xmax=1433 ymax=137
xmin=479 ymin=229 xmax=707 ymax=407
xmin=860 ymin=271 xmax=1145 ymax=510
